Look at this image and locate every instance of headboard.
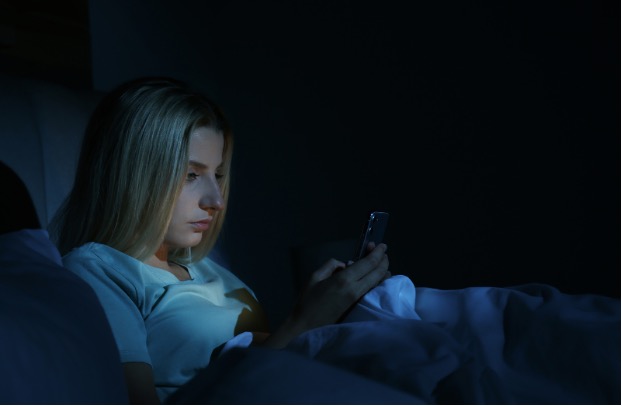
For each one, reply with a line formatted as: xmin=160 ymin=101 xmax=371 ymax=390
xmin=0 ymin=74 xmax=103 ymax=228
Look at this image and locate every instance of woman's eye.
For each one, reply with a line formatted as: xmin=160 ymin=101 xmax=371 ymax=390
xmin=186 ymin=172 xmax=199 ymax=182
xmin=215 ymin=172 xmax=225 ymax=181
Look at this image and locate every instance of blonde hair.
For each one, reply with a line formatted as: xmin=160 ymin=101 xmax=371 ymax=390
xmin=51 ymin=77 xmax=232 ymax=264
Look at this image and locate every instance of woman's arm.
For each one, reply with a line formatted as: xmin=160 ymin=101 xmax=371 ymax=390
xmin=263 ymin=243 xmax=390 ymax=349
xmin=123 ymin=362 xmax=161 ymax=404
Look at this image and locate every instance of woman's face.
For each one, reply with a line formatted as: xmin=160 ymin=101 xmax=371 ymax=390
xmin=163 ymin=126 xmax=225 ymax=249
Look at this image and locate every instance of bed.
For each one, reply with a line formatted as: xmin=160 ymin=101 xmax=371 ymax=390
xmin=1 ymin=73 xmax=619 ymax=404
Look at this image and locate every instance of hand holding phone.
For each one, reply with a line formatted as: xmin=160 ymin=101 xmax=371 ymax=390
xmin=353 ymin=211 xmax=389 ymax=261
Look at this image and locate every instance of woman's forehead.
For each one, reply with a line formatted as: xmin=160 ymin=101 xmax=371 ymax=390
xmin=188 ymin=126 xmax=224 ymax=167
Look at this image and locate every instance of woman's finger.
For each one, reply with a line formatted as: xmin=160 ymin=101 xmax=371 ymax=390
xmin=354 ymin=254 xmax=389 ymax=296
xmin=310 ymin=258 xmax=347 ymax=283
xmin=343 ymin=243 xmax=387 ymax=281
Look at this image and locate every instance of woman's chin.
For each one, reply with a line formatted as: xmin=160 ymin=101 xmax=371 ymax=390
xmin=188 ymin=238 xmax=203 ymax=248
xmin=177 ymin=236 xmax=203 ymax=249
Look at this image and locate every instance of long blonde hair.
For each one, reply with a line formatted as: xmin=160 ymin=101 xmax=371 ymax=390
xmin=51 ymin=77 xmax=232 ymax=264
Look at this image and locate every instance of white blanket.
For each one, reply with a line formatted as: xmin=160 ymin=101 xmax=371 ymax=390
xmin=221 ymin=275 xmax=620 ymax=404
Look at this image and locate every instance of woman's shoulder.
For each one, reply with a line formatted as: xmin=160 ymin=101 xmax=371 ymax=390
xmin=62 ymin=242 xmax=141 ymax=279
xmin=64 ymin=242 xmax=130 ymax=265
xmin=62 ymin=242 xmax=152 ymax=300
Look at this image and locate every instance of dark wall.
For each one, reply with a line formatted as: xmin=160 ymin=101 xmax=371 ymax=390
xmin=90 ymin=0 xmax=620 ymax=325
xmin=0 ymin=0 xmax=91 ymax=88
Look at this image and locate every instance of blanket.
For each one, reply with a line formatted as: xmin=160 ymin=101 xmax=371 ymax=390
xmin=173 ymin=275 xmax=620 ymax=404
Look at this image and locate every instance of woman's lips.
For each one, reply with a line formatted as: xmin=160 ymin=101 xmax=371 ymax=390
xmin=190 ymin=220 xmax=211 ymax=232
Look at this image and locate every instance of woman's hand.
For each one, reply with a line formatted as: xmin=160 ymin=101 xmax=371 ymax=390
xmin=263 ymin=243 xmax=390 ymax=348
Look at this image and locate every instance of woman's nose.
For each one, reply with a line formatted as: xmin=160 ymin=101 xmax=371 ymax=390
xmin=199 ymin=177 xmax=225 ymax=211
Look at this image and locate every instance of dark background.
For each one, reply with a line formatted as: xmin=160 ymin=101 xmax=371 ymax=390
xmin=1 ymin=0 xmax=619 ymax=326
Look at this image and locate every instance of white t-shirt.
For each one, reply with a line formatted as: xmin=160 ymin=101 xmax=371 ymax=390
xmin=63 ymin=242 xmax=263 ymax=401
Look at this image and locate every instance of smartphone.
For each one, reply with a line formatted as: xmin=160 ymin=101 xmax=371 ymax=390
xmin=353 ymin=211 xmax=389 ymax=261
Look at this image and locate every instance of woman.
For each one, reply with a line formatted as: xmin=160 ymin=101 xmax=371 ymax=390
xmin=53 ymin=77 xmax=390 ymax=404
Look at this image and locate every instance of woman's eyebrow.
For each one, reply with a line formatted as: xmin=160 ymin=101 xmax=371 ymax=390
xmin=188 ymin=160 xmax=208 ymax=169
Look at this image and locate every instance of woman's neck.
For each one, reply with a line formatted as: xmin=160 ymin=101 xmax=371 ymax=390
xmin=152 ymin=244 xmax=170 ymax=263
xmin=144 ymin=244 xmax=191 ymax=281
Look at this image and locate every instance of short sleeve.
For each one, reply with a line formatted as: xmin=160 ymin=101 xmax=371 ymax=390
xmin=63 ymin=247 xmax=152 ymax=365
